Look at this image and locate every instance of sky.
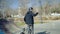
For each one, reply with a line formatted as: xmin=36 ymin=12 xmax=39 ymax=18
xmin=0 ymin=0 xmax=60 ymax=9
xmin=9 ymin=0 xmax=19 ymax=9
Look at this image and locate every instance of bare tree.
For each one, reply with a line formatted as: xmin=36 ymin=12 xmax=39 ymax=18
xmin=18 ymin=0 xmax=29 ymax=16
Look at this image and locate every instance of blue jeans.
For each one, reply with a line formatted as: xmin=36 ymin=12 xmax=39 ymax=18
xmin=0 ymin=29 xmax=5 ymax=34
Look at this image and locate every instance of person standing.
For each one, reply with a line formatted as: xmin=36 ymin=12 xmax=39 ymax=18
xmin=24 ymin=7 xmax=38 ymax=34
xmin=0 ymin=17 xmax=11 ymax=34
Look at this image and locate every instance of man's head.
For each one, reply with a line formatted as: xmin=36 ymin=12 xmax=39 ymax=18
xmin=29 ymin=7 xmax=33 ymax=11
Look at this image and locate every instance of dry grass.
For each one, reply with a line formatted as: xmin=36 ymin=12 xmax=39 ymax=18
xmin=13 ymin=16 xmax=60 ymax=26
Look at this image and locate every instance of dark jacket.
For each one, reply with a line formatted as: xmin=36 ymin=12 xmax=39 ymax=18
xmin=0 ymin=18 xmax=9 ymax=32
xmin=24 ymin=11 xmax=38 ymax=25
xmin=0 ymin=18 xmax=8 ymax=25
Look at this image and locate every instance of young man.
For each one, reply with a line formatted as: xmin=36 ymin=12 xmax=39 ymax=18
xmin=0 ymin=17 xmax=11 ymax=34
xmin=24 ymin=7 xmax=38 ymax=34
